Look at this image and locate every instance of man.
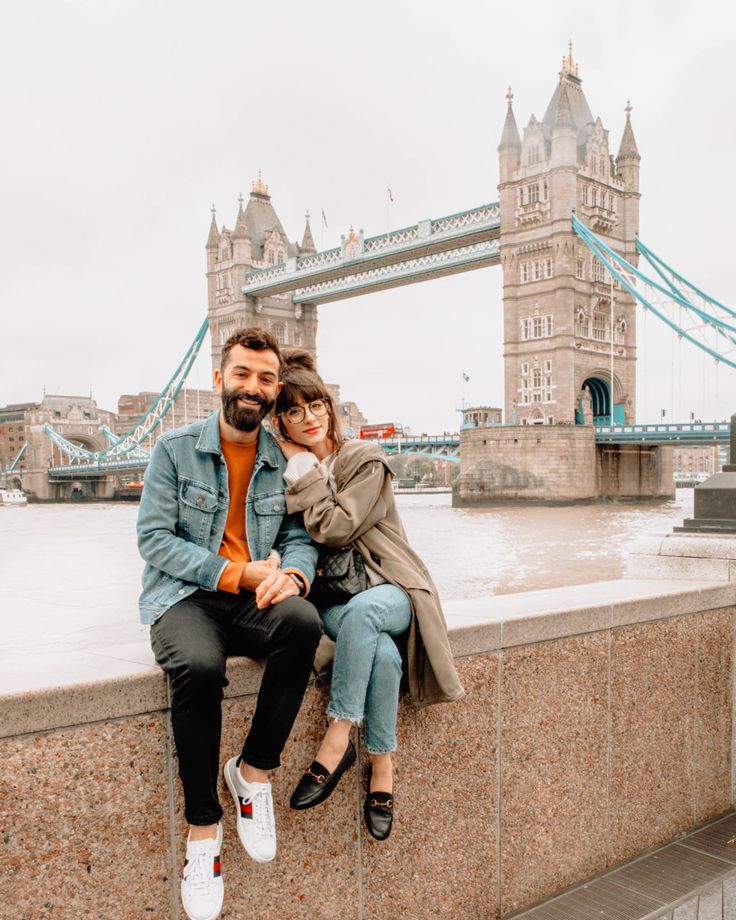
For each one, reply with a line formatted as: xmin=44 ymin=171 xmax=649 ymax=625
xmin=137 ymin=327 xmax=320 ymax=920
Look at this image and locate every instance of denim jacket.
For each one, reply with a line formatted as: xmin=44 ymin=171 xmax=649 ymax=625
xmin=137 ymin=411 xmax=318 ymax=625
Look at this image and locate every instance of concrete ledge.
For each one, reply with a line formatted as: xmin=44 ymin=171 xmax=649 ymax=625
xmin=627 ymin=533 xmax=736 ymax=584
xmin=1 ymin=580 xmax=734 ymax=919
xmin=4 ymin=579 xmax=734 ymax=739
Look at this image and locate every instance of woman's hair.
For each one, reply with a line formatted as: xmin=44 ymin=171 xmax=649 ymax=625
xmin=274 ymin=348 xmax=345 ymax=447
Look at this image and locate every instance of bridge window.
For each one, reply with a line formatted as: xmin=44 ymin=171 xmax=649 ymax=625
xmin=576 ymin=257 xmax=585 ymax=280
xmin=592 ymin=313 xmax=609 ymax=341
xmin=293 ymin=332 xmax=301 ymax=346
xmin=520 ymin=263 xmax=529 ymax=283
xmin=272 ymin=322 xmax=286 ymax=345
xmin=521 ymin=314 xmax=553 ymax=340
xmin=591 ymin=258 xmax=606 ymax=283
xmin=268 ymin=251 xmax=275 ymax=265
xmin=533 ymin=261 xmax=542 ymax=281
xmin=600 ymin=156 xmax=606 ymax=176
xmin=542 ymin=180 xmax=548 ymax=200
xmin=277 ymin=250 xmax=284 ymax=263
xmin=529 ymin=184 xmax=540 ymax=204
xmin=544 ymin=259 xmax=553 ymax=279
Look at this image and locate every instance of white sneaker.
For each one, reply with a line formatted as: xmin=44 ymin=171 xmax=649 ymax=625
xmin=223 ymin=756 xmax=277 ymax=863
xmin=181 ymin=823 xmax=224 ymax=920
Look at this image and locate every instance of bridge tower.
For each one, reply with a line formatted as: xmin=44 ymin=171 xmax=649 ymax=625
xmin=498 ymin=45 xmax=640 ymax=426
xmin=206 ymin=173 xmax=318 ymax=373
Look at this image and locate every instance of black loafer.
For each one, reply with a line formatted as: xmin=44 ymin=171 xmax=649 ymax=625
xmin=364 ymin=789 xmax=394 ymax=840
xmin=289 ymin=740 xmax=356 ymax=810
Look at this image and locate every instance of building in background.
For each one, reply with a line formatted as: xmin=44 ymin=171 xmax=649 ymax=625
xmin=206 ymin=174 xmax=318 ymax=375
xmin=115 ymin=388 xmax=220 ymax=445
xmin=1 ymin=395 xmax=116 ymax=497
xmin=325 ymin=384 xmax=368 ymax=439
xmin=672 ymin=445 xmax=722 ymax=485
xmin=462 ymin=406 xmax=503 ymax=428
xmin=0 ymin=403 xmax=35 ymax=484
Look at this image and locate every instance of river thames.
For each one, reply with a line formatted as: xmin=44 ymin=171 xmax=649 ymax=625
xmin=0 ymin=491 xmax=694 ymax=661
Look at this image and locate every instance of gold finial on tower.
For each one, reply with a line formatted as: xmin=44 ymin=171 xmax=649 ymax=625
xmin=624 ymin=99 xmax=632 ymax=117
xmin=506 ymin=86 xmax=514 ymax=105
xmin=251 ymin=170 xmax=270 ymax=196
xmin=346 ymin=225 xmax=359 ymax=244
xmin=238 ymin=192 xmax=244 ymax=207
xmin=562 ymin=40 xmax=579 ymax=77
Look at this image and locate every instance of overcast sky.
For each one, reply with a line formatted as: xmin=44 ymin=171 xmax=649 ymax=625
xmin=1 ymin=0 xmax=734 ymax=433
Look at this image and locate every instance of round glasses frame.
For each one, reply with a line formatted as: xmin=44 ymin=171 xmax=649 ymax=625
xmin=280 ymin=399 xmax=329 ymax=424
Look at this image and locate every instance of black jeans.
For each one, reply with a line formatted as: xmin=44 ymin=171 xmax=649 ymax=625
xmin=150 ymin=588 xmax=321 ymax=826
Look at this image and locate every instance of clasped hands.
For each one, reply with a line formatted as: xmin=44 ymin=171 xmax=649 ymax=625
xmin=239 ymin=558 xmax=299 ymax=609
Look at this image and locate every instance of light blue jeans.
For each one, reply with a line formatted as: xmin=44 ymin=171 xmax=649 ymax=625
xmin=320 ymin=584 xmax=412 ymax=754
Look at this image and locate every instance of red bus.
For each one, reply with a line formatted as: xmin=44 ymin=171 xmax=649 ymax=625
xmin=359 ymin=423 xmax=404 ymax=440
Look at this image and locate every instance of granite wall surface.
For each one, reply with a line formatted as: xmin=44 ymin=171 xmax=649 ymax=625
xmin=1 ymin=579 xmax=734 ymax=919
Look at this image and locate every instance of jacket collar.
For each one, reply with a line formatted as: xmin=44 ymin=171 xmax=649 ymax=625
xmin=196 ymin=410 xmax=280 ymax=469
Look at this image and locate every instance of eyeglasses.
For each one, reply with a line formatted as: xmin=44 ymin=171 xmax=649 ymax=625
xmin=281 ymin=399 xmax=329 ymax=424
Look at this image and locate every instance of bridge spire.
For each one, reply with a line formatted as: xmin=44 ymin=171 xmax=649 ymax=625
xmin=498 ymin=86 xmax=521 ymax=153
xmin=617 ymin=100 xmax=640 ymax=160
xmin=206 ymin=204 xmax=220 ymax=250
xmin=232 ymin=194 xmax=250 ymax=240
xmin=300 ymin=210 xmax=316 ymax=255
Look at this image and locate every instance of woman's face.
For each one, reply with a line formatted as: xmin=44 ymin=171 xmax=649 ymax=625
xmin=278 ymin=397 xmax=331 ymax=452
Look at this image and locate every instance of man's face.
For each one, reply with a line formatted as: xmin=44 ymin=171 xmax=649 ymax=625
xmin=214 ymin=344 xmax=281 ymax=432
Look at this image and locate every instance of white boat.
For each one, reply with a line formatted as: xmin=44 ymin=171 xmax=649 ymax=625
xmin=0 ymin=488 xmax=28 ymax=506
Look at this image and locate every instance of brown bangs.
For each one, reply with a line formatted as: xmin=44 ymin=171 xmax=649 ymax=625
xmin=275 ymin=368 xmax=331 ymax=414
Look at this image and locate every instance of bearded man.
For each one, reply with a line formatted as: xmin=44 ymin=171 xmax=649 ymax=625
xmin=137 ymin=327 xmax=319 ymax=920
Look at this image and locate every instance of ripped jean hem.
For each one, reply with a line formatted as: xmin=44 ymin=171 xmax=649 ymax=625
xmin=326 ymin=707 xmax=364 ymax=725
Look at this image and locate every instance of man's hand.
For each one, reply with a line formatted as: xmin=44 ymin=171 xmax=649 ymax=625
xmin=239 ymin=561 xmax=276 ymax=592
xmin=255 ymin=569 xmax=300 ymax=609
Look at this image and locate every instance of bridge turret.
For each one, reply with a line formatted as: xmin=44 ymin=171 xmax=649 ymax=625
xmin=232 ymin=194 xmax=252 ymax=265
xmin=550 ymin=83 xmax=577 ymax=167
xmin=299 ymin=211 xmax=316 ymax=256
xmin=498 ymin=87 xmax=521 ymax=183
xmin=205 ymin=205 xmax=220 ymax=268
xmin=615 ymin=102 xmax=640 ymax=190
xmin=498 ymin=44 xmax=639 ymax=427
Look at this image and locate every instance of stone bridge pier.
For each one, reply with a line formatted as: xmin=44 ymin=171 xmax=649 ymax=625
xmin=453 ymin=424 xmax=674 ymax=505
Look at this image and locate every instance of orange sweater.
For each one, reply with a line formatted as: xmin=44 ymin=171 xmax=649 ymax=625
xmin=216 ymin=439 xmax=257 ymax=593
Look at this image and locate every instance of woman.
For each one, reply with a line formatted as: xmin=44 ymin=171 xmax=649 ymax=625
xmin=272 ymin=350 xmax=464 ymax=840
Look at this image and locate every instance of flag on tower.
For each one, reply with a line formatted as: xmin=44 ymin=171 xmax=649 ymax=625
xmin=321 ymin=208 xmax=328 ymax=228
xmin=462 ymin=371 xmax=470 ymax=382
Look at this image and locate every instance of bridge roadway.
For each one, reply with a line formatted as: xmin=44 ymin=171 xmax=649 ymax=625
xmin=45 ymin=421 xmax=730 ymax=479
xmin=241 ymin=202 xmax=501 ymax=304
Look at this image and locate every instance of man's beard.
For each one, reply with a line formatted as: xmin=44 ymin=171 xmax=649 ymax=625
xmin=221 ymin=385 xmax=275 ymax=432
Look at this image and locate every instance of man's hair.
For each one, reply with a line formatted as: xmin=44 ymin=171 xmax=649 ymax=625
xmin=220 ymin=327 xmax=282 ymax=371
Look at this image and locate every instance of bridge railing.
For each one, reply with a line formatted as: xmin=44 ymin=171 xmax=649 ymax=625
xmin=242 ymin=202 xmax=500 ymax=295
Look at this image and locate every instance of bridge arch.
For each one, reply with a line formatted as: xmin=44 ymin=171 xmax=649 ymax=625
xmin=576 ymin=370 xmax=625 ymax=425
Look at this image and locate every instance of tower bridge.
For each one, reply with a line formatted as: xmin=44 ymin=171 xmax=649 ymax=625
xmin=35 ymin=45 xmax=734 ymax=502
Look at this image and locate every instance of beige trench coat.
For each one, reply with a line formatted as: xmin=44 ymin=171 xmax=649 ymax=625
xmin=285 ymin=440 xmax=464 ymax=707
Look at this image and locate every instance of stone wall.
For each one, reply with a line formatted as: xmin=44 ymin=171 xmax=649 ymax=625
xmin=1 ymin=579 xmax=734 ymax=919
xmin=454 ymin=423 xmax=597 ymax=505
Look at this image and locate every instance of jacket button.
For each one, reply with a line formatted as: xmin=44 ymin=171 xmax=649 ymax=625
xmin=178 ymin=589 xmax=185 ymax=595
xmin=196 ymin=495 xmax=204 ymax=506
xmin=273 ymin=502 xmax=280 ymax=510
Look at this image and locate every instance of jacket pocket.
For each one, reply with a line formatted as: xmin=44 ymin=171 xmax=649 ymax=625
xmin=179 ymin=478 xmax=218 ymax=541
xmin=253 ymin=493 xmax=286 ymax=547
